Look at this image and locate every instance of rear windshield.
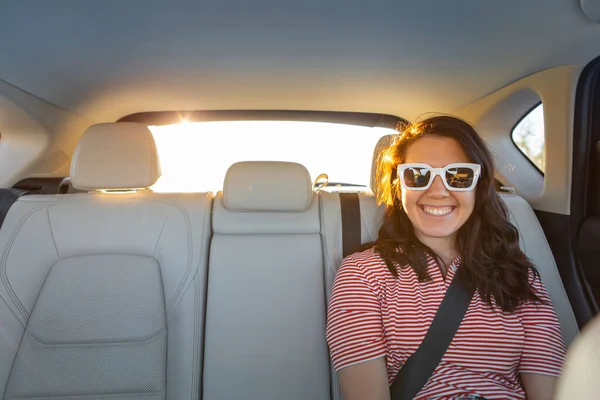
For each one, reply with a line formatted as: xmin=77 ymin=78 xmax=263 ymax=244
xmin=149 ymin=121 xmax=396 ymax=192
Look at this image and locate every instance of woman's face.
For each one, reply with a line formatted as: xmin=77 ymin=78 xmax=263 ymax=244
xmin=400 ymin=136 xmax=477 ymax=248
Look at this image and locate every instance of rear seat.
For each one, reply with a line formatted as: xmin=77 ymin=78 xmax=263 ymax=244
xmin=500 ymin=193 xmax=579 ymax=344
xmin=0 ymin=127 xmax=580 ymax=400
xmin=203 ymin=161 xmax=331 ymax=400
xmin=0 ymin=122 xmax=213 ymax=400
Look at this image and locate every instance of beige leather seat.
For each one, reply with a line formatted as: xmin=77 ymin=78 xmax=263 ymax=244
xmin=0 ymin=122 xmax=213 ymax=400
xmin=203 ymin=161 xmax=331 ymax=400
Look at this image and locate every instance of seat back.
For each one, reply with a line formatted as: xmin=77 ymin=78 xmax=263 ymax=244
xmin=500 ymin=193 xmax=579 ymax=344
xmin=203 ymin=161 xmax=330 ymax=400
xmin=320 ymin=189 xmax=578 ymax=343
xmin=319 ymin=191 xmax=385 ymax=299
xmin=0 ymin=122 xmax=213 ymax=400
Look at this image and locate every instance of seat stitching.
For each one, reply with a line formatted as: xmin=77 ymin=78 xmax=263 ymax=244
xmin=0 ymin=290 xmax=25 ymax=328
xmin=164 ymin=258 xmax=203 ymax=398
xmin=0 ymin=195 xmax=199 ymax=323
xmin=1 ymin=203 xmax=60 ymax=324
xmin=0 ymin=195 xmax=204 ymax=400
xmin=46 ymin=207 xmax=61 ymax=259
xmin=152 ymin=207 xmax=171 ymax=259
xmin=166 ymin=194 xmax=211 ymax=317
xmin=160 ymin=194 xmax=212 ymax=398
xmin=163 ymin=200 xmax=194 ymax=315
xmin=23 ymin=327 xmax=166 ymax=347
xmin=7 ymin=390 xmax=164 ymax=399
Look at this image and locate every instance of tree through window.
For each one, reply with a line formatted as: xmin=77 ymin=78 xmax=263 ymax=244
xmin=512 ymin=103 xmax=545 ymax=173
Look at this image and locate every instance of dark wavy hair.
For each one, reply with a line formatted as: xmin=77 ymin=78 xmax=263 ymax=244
xmin=372 ymin=115 xmax=541 ymax=312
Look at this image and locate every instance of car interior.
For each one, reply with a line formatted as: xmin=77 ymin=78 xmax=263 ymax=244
xmin=1 ymin=1 xmax=600 ymax=399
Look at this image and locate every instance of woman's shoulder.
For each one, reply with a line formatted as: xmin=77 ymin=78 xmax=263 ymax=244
xmin=344 ymin=246 xmax=382 ymax=264
xmin=341 ymin=246 xmax=392 ymax=278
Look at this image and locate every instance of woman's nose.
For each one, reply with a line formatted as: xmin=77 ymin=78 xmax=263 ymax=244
xmin=426 ymin=175 xmax=449 ymax=197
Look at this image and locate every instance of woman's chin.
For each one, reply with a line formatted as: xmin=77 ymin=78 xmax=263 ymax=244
xmin=415 ymin=226 xmax=459 ymax=242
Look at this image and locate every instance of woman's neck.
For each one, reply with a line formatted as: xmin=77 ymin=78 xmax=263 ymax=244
xmin=415 ymin=233 xmax=458 ymax=270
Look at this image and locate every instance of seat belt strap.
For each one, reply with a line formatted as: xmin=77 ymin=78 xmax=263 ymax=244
xmin=339 ymin=193 xmax=361 ymax=258
xmin=390 ymin=265 xmax=474 ymax=400
xmin=0 ymin=189 xmax=27 ymax=230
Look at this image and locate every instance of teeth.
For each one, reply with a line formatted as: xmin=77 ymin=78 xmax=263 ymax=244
xmin=422 ymin=206 xmax=454 ymax=216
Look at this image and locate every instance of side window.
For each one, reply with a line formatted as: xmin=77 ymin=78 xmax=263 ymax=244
xmin=511 ymin=103 xmax=545 ymax=173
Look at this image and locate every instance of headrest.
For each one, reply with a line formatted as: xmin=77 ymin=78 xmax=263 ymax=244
xmin=223 ymin=161 xmax=313 ymax=212
xmin=71 ymin=122 xmax=162 ymax=190
xmin=370 ymin=134 xmax=395 ymax=196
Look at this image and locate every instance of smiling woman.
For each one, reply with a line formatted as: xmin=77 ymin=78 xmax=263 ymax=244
xmin=148 ymin=120 xmax=395 ymax=192
xmin=327 ymin=116 xmax=565 ymax=400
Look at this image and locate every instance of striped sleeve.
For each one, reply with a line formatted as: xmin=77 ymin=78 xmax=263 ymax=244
xmin=326 ymin=256 xmax=387 ymax=371
xmin=516 ymin=270 xmax=567 ymax=376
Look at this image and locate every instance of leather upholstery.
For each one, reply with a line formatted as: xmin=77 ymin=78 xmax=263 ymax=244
xmin=71 ymin=122 xmax=162 ymax=190
xmin=223 ymin=161 xmax=312 ymax=212
xmin=203 ymin=162 xmax=330 ymax=400
xmin=1 ymin=123 xmax=210 ymax=400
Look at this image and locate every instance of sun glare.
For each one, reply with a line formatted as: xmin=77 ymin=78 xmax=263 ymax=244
xmin=149 ymin=121 xmax=396 ymax=193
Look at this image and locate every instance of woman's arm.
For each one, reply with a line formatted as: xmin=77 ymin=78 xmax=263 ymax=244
xmin=515 ymin=271 xmax=566 ymax=399
xmin=338 ymin=357 xmax=390 ymax=400
xmin=521 ymin=373 xmax=557 ymax=400
xmin=327 ymin=256 xmax=389 ymax=399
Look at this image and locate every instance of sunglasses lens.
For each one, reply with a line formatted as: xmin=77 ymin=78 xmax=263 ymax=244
xmin=445 ymin=167 xmax=476 ymax=189
xmin=402 ymin=167 xmax=431 ymax=188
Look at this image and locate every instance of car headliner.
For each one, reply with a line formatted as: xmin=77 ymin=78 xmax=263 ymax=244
xmin=1 ymin=0 xmax=599 ymax=122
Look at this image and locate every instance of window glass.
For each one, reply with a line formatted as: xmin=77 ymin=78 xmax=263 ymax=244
xmin=149 ymin=121 xmax=396 ymax=192
xmin=512 ymin=104 xmax=545 ymax=172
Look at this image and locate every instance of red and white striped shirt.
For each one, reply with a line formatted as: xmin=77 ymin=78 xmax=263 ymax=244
xmin=326 ymin=247 xmax=566 ymax=400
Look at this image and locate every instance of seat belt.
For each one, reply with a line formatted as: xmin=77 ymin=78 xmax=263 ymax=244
xmin=339 ymin=193 xmax=361 ymax=257
xmin=390 ymin=265 xmax=474 ymax=400
xmin=334 ymin=192 xmax=362 ymax=400
xmin=0 ymin=189 xmax=27 ymax=230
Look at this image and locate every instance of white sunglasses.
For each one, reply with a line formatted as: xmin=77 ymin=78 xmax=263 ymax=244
xmin=397 ymin=163 xmax=481 ymax=191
